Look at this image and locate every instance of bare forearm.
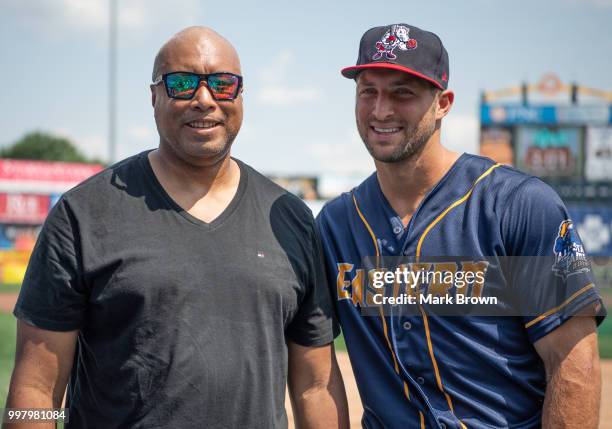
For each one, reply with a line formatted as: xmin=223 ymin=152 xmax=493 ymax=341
xmin=3 ymin=383 xmax=58 ymax=429
xmin=3 ymin=322 xmax=77 ymax=429
xmin=542 ymin=343 xmax=601 ymax=427
xmin=287 ymin=341 xmax=349 ymax=428
xmin=291 ymin=374 xmax=349 ymax=429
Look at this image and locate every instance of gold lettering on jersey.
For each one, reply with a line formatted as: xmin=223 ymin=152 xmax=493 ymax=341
xmin=336 ymin=263 xmax=353 ymax=301
xmin=351 ymin=269 xmax=364 ymax=307
xmin=460 ymin=261 xmax=489 ymax=298
xmin=427 ymin=262 xmax=457 ymax=298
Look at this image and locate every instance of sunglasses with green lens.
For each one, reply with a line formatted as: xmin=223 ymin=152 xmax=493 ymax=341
xmin=153 ymin=71 xmax=243 ymax=101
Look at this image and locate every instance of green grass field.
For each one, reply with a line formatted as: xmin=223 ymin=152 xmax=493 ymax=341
xmin=599 ymin=314 xmax=612 ymax=358
xmin=0 ymin=311 xmax=16 ymax=408
xmin=334 ymin=333 xmax=346 ymax=352
xmin=0 ymin=284 xmax=22 ymax=294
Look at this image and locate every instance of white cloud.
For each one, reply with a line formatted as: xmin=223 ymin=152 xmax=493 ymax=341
xmin=128 ymin=125 xmax=155 ymax=142
xmin=50 ymin=127 xmax=108 ymax=160
xmin=5 ymin=0 xmax=112 ymax=34
xmin=59 ymin=0 xmax=109 ymax=31
xmin=256 ymin=50 xmax=323 ymax=107
xmin=3 ymin=0 xmax=200 ymax=40
xmin=441 ymin=113 xmax=479 ymax=155
xmin=307 ymin=129 xmax=374 ymax=175
xmin=257 ymin=87 xmax=322 ymax=106
xmin=78 ymin=134 xmax=108 ymax=161
xmin=257 ymin=50 xmax=294 ymax=80
xmin=120 ymin=0 xmax=148 ymax=29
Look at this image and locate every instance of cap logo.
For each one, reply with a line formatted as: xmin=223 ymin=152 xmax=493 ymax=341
xmin=372 ymin=25 xmax=417 ymax=61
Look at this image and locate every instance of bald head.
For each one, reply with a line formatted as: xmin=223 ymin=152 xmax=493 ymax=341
xmin=152 ymin=27 xmax=241 ymax=81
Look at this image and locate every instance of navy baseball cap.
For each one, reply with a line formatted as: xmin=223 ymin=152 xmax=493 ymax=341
xmin=341 ymin=23 xmax=449 ymax=90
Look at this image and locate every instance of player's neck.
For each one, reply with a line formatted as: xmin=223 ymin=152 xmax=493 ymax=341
xmin=375 ymin=140 xmax=460 ymax=225
xmin=148 ymin=144 xmax=239 ymax=198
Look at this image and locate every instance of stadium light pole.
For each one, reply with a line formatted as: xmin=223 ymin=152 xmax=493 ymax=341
xmin=108 ymin=0 xmax=118 ymax=164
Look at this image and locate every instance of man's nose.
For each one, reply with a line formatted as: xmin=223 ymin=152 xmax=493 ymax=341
xmin=372 ymin=94 xmax=394 ymax=120
xmin=189 ymin=81 xmax=217 ymax=111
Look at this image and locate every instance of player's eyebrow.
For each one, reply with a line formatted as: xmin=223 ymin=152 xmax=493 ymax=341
xmin=358 ymin=78 xmax=420 ymax=87
xmin=357 ymin=78 xmax=375 ymax=87
xmin=390 ymin=81 xmax=415 ymax=87
xmin=391 ymin=77 xmax=424 ymax=87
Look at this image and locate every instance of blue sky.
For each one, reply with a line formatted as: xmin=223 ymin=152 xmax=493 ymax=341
xmin=1 ymin=0 xmax=611 ymax=178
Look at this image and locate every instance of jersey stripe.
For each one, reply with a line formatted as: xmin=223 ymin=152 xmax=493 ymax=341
xmin=419 ymin=305 xmax=455 ymax=412
xmin=352 ymin=193 xmax=406 ymax=395
xmin=415 ymin=163 xmax=501 ymax=428
xmin=524 ymin=283 xmax=595 ymax=329
xmin=352 ymin=193 xmax=380 ymax=267
xmin=416 ymin=163 xmax=501 ymax=257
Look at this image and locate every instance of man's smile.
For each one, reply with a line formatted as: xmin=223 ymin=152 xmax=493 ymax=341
xmin=186 ymin=119 xmax=222 ymax=129
xmin=371 ymin=126 xmax=402 ymax=134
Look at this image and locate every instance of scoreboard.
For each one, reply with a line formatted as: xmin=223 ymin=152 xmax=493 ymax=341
xmin=515 ymin=126 xmax=582 ymax=178
xmin=480 ymin=103 xmax=612 ymax=201
xmin=479 ymin=76 xmax=612 ymax=261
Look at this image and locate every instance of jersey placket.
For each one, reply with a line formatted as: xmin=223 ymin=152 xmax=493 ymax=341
xmin=379 ymin=179 xmax=467 ymax=428
xmin=375 ymin=192 xmax=455 ymax=427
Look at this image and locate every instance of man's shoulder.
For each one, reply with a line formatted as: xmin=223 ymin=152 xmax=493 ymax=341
xmin=62 ymin=151 xmax=146 ymax=202
xmin=238 ymin=158 xmax=315 ymax=220
xmin=460 ymin=153 xmax=527 ymax=184
xmin=317 ymin=179 xmax=376 ymax=236
xmin=319 ymin=192 xmax=353 ymax=220
xmin=320 ymin=172 xmax=377 ymax=216
xmin=459 ymin=153 xmax=551 ymax=199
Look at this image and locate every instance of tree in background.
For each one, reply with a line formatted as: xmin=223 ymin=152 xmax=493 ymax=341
xmin=0 ymin=131 xmax=102 ymax=164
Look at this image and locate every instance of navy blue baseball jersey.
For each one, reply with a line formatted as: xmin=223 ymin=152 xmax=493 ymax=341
xmin=316 ymin=153 xmax=606 ymax=429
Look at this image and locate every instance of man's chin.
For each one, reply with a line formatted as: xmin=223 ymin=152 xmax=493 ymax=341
xmin=186 ymin=135 xmax=230 ymax=153
xmin=166 ymin=138 xmax=233 ymax=165
xmin=365 ymin=144 xmax=409 ymax=163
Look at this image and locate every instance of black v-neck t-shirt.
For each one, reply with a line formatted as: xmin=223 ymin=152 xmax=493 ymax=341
xmin=14 ymin=151 xmax=337 ymax=428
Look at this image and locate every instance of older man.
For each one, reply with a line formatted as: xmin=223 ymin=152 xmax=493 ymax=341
xmin=316 ymin=23 xmax=605 ymax=428
xmin=5 ymin=27 xmax=348 ymax=428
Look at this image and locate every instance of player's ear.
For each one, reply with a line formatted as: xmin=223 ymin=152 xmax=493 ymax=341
xmin=435 ymin=89 xmax=454 ymax=120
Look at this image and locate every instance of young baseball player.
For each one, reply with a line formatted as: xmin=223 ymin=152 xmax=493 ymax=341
xmin=316 ymin=23 xmax=606 ymax=428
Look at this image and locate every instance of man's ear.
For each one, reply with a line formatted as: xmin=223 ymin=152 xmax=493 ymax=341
xmin=150 ymin=85 xmax=157 ymax=107
xmin=436 ymin=90 xmax=454 ymax=120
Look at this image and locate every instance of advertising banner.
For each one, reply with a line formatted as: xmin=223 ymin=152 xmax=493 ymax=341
xmin=0 ymin=193 xmax=50 ymax=224
xmin=585 ymin=127 xmax=612 ymax=181
xmin=0 ymin=159 xmax=103 ymax=194
xmin=481 ymin=104 xmax=612 ymax=126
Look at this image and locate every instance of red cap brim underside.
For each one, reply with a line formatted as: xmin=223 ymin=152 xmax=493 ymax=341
xmin=341 ymin=63 xmax=443 ymax=90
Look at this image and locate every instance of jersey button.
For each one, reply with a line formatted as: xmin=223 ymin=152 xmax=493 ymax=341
xmin=439 ymin=423 xmax=447 ymax=429
xmin=403 ymin=321 xmax=412 ymax=330
xmin=417 ymin=376 xmax=425 ymax=385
